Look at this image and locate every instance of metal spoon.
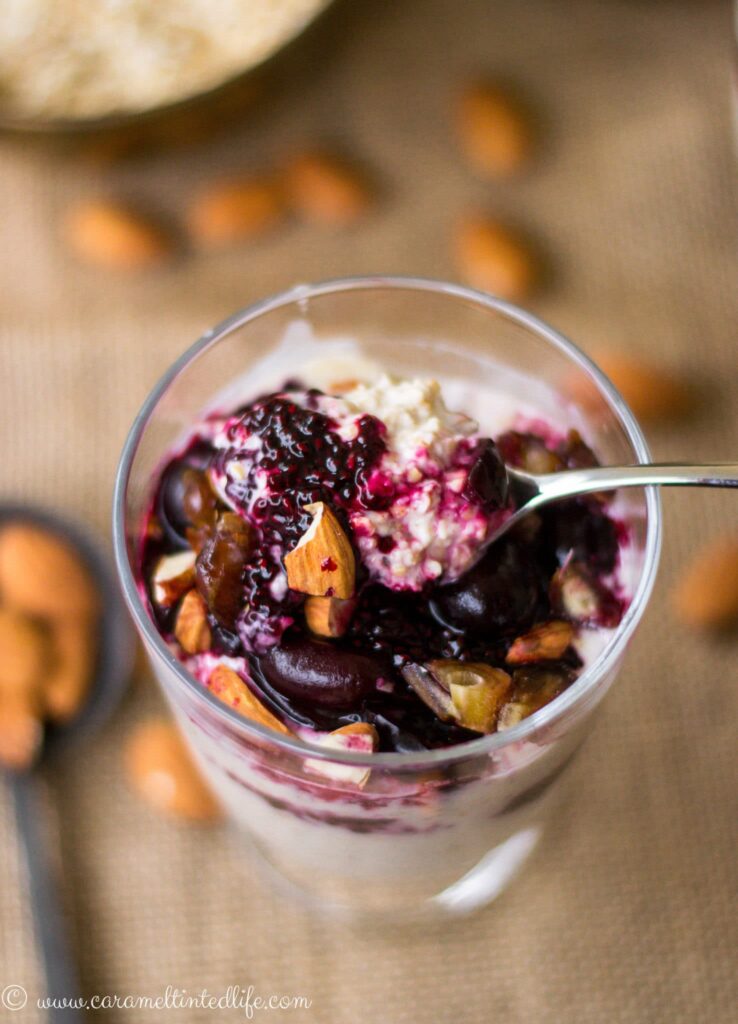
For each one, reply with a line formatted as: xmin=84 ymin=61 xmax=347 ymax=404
xmin=1 ymin=505 xmax=134 ymax=1023
xmin=482 ymin=462 xmax=738 ymax=552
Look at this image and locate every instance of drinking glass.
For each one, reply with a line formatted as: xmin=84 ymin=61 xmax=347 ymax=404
xmin=113 ymin=277 xmax=661 ymax=918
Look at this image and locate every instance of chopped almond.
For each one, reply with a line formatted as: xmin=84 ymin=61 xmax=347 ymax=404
xmin=284 ymin=502 xmax=355 ymax=600
xmin=304 ymin=595 xmax=356 ymax=638
xmin=124 ymin=718 xmax=221 ymax=822
xmin=63 ymin=200 xmax=172 ymax=271
xmin=208 ymin=664 xmax=292 ymax=736
xmin=174 ymin=589 xmax=212 ymax=654
xmin=506 ymin=620 xmax=574 ymax=665
xmin=305 ymin=721 xmax=378 ymax=788
xmin=152 ymin=550 xmax=196 ymax=608
xmin=0 ymin=523 xmax=99 ymax=620
xmin=187 ymin=176 xmax=285 ymax=247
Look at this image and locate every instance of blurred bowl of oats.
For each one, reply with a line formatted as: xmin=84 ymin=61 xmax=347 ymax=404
xmin=0 ymin=0 xmax=334 ymax=136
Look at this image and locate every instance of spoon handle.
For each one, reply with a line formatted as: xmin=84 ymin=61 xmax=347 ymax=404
xmin=12 ymin=773 xmax=84 ymax=1022
xmin=533 ymin=463 xmax=738 ymax=504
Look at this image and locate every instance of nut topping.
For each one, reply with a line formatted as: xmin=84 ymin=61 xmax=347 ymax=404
xmin=208 ymin=664 xmax=292 ymax=736
xmin=152 ymin=550 xmax=197 ymax=608
xmin=284 ymin=502 xmax=355 ymax=600
xmin=305 ymin=721 xmax=378 ymax=788
xmin=549 ymin=559 xmax=622 ymax=628
xmin=304 ymin=595 xmax=356 ymax=638
xmin=506 ymin=620 xmax=574 ymax=665
xmin=174 ymin=589 xmax=212 ymax=654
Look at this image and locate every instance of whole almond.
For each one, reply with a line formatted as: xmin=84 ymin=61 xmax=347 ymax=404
xmin=124 ymin=718 xmax=221 ymax=822
xmin=187 ymin=176 xmax=285 ymax=247
xmin=63 ymin=200 xmax=172 ymax=271
xmin=44 ymin=618 xmax=95 ymax=723
xmin=284 ymin=152 xmax=371 ymax=227
xmin=174 ymin=589 xmax=212 ymax=654
xmin=0 ymin=523 xmax=99 ymax=620
xmin=208 ymin=664 xmax=293 ymax=736
xmin=672 ymin=536 xmax=738 ymax=630
xmin=590 ymin=351 xmax=692 ymax=423
xmin=454 ymin=216 xmax=537 ymax=301
xmin=284 ymin=502 xmax=355 ymax=599
xmin=506 ymin=620 xmax=575 ymax=665
xmin=456 ymin=83 xmax=533 ymax=178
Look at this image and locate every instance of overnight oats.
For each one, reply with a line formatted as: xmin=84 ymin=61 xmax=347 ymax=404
xmin=114 ymin=279 xmax=660 ymax=916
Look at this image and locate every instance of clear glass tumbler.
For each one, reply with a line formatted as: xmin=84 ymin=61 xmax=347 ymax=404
xmin=113 ymin=277 xmax=661 ymax=919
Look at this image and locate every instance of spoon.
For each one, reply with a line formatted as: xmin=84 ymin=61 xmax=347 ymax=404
xmin=1 ymin=505 xmax=134 ymax=1022
xmin=481 ymin=462 xmax=738 ymax=553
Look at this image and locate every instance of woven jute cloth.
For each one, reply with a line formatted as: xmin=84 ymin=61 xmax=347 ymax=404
xmin=0 ymin=0 xmax=736 ymax=1020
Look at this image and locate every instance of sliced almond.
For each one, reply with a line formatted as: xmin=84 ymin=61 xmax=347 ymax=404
xmin=174 ymin=589 xmax=212 ymax=654
xmin=284 ymin=503 xmax=355 ymax=600
xmin=124 ymin=718 xmax=221 ymax=822
xmin=305 ymin=721 xmax=378 ymax=788
xmin=44 ymin=618 xmax=95 ymax=723
xmin=0 ymin=523 xmax=99 ymax=619
xmin=456 ymin=83 xmax=533 ymax=178
xmin=672 ymin=535 xmax=738 ymax=631
xmin=304 ymin=595 xmax=356 ymax=638
xmin=454 ymin=215 xmax=537 ymax=301
xmin=63 ymin=200 xmax=172 ymax=271
xmin=208 ymin=664 xmax=292 ymax=736
xmin=284 ymin=152 xmax=371 ymax=227
xmin=152 ymin=550 xmax=196 ymax=608
xmin=187 ymin=176 xmax=285 ymax=247
xmin=506 ymin=620 xmax=574 ymax=665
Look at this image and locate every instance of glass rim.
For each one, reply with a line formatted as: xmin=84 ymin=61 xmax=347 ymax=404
xmin=112 ymin=275 xmax=662 ymax=769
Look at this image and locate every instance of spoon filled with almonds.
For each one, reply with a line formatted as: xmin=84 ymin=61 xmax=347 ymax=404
xmin=0 ymin=507 xmax=133 ymax=1021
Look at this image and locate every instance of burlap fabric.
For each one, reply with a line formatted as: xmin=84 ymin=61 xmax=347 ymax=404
xmin=0 ymin=1 xmax=736 ymax=1020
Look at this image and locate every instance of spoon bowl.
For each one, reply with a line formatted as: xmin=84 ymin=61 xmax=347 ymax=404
xmin=0 ymin=503 xmax=134 ymax=1022
xmin=477 ymin=460 xmax=738 ymax=560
